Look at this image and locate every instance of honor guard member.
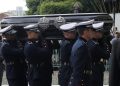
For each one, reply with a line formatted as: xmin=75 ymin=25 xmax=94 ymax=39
xmin=0 ymin=36 xmax=5 ymax=86
xmin=24 ymin=24 xmax=53 ymax=86
xmin=69 ymin=20 xmax=94 ymax=86
xmin=58 ymin=23 xmax=77 ymax=86
xmin=88 ymin=22 xmax=110 ymax=86
xmin=109 ymin=31 xmax=120 ymax=86
xmin=110 ymin=31 xmax=120 ymax=44
xmin=0 ymin=25 xmax=28 ymax=86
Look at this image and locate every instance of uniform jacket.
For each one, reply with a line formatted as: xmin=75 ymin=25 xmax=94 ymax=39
xmin=1 ymin=40 xmax=27 ymax=79
xmin=24 ymin=40 xmax=53 ymax=80
xmin=70 ymin=37 xmax=91 ymax=86
xmin=58 ymin=39 xmax=76 ymax=86
xmin=0 ymin=41 xmax=4 ymax=62
xmin=60 ymin=39 xmax=76 ymax=63
xmin=88 ymin=40 xmax=110 ymax=64
xmin=109 ymin=38 xmax=120 ymax=86
xmin=88 ymin=40 xmax=110 ymax=86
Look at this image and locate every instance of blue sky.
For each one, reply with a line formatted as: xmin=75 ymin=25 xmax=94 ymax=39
xmin=0 ymin=0 xmax=28 ymax=13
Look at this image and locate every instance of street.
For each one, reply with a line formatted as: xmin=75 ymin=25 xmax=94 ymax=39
xmin=1 ymin=71 xmax=109 ymax=85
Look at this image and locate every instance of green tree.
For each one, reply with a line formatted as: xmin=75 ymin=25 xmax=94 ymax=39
xmin=79 ymin=0 xmax=120 ymax=13
xmin=26 ymin=0 xmax=67 ymax=14
xmin=26 ymin=0 xmax=83 ymax=14
xmin=76 ymin=0 xmax=106 ymax=13
xmin=38 ymin=0 xmax=82 ymax=14
xmin=26 ymin=0 xmax=43 ymax=14
xmin=26 ymin=0 xmax=120 ymax=15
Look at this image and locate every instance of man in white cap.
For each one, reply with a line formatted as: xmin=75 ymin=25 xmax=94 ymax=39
xmin=58 ymin=22 xmax=77 ymax=86
xmin=109 ymin=31 xmax=120 ymax=86
xmin=69 ymin=19 xmax=94 ymax=86
xmin=0 ymin=35 xmax=5 ymax=86
xmin=24 ymin=24 xmax=53 ymax=86
xmin=88 ymin=22 xmax=110 ymax=86
xmin=0 ymin=25 xmax=28 ymax=86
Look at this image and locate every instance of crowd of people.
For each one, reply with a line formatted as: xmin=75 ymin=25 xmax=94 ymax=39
xmin=0 ymin=19 xmax=117 ymax=86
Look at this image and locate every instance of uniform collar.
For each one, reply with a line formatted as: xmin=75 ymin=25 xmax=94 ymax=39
xmin=64 ymin=38 xmax=77 ymax=43
xmin=6 ymin=40 xmax=17 ymax=43
xmin=79 ymin=37 xmax=87 ymax=43
xmin=6 ymin=40 xmax=17 ymax=45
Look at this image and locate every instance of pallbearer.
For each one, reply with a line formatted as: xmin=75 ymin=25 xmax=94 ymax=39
xmin=24 ymin=24 xmax=53 ymax=86
xmin=0 ymin=25 xmax=28 ymax=86
xmin=69 ymin=20 xmax=94 ymax=86
xmin=88 ymin=22 xmax=110 ymax=86
xmin=58 ymin=22 xmax=77 ymax=86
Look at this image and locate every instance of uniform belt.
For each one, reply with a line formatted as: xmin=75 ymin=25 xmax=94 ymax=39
xmin=6 ymin=61 xmax=25 ymax=66
xmin=62 ymin=62 xmax=70 ymax=66
xmin=6 ymin=62 xmax=15 ymax=65
xmin=93 ymin=58 xmax=106 ymax=65
xmin=100 ymin=58 xmax=106 ymax=63
xmin=29 ymin=63 xmax=45 ymax=68
xmin=83 ymin=70 xmax=92 ymax=75
xmin=93 ymin=62 xmax=101 ymax=65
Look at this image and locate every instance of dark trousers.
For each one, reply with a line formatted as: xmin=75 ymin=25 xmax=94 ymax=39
xmin=58 ymin=65 xmax=72 ymax=86
xmin=90 ymin=63 xmax=105 ymax=86
xmin=6 ymin=63 xmax=28 ymax=86
xmin=28 ymin=64 xmax=53 ymax=86
xmin=7 ymin=78 xmax=28 ymax=86
xmin=0 ymin=63 xmax=4 ymax=86
xmin=29 ymin=76 xmax=52 ymax=86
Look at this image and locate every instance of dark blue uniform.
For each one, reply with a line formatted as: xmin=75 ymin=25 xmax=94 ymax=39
xmin=88 ymin=40 xmax=110 ymax=86
xmin=0 ymin=41 xmax=5 ymax=86
xmin=24 ymin=40 xmax=53 ymax=86
xmin=109 ymin=38 xmax=120 ymax=86
xmin=58 ymin=39 xmax=76 ymax=86
xmin=1 ymin=40 xmax=27 ymax=86
xmin=69 ymin=37 xmax=92 ymax=86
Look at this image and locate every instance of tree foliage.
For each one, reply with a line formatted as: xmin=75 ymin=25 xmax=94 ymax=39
xmin=38 ymin=0 xmax=81 ymax=14
xmin=79 ymin=0 xmax=120 ymax=13
xmin=26 ymin=0 xmax=42 ymax=14
xmin=26 ymin=0 xmax=120 ymax=15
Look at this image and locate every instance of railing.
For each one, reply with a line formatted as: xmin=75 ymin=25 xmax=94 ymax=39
xmin=52 ymin=49 xmax=61 ymax=70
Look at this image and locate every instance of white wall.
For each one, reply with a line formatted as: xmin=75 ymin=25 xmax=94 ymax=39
xmin=110 ymin=13 xmax=120 ymax=31
xmin=0 ymin=21 xmax=1 ymax=29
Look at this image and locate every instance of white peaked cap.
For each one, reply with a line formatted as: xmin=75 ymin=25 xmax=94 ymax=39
xmin=76 ymin=19 xmax=95 ymax=27
xmin=92 ymin=22 xmax=104 ymax=29
xmin=24 ymin=24 xmax=38 ymax=29
xmin=0 ymin=25 xmax=13 ymax=34
xmin=60 ymin=22 xmax=77 ymax=31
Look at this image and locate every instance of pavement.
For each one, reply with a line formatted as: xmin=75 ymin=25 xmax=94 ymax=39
xmin=1 ymin=71 xmax=109 ymax=86
xmin=2 ymin=85 xmax=108 ymax=86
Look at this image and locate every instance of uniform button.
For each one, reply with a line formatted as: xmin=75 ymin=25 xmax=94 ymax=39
xmin=81 ymin=80 xmax=83 ymax=82
xmin=71 ymin=77 xmax=73 ymax=79
xmin=69 ymin=81 xmax=72 ymax=85
xmin=81 ymin=84 xmax=84 ymax=86
xmin=90 ymin=71 xmax=92 ymax=74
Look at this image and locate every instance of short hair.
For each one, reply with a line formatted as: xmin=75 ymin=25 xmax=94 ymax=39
xmin=77 ymin=27 xmax=89 ymax=36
